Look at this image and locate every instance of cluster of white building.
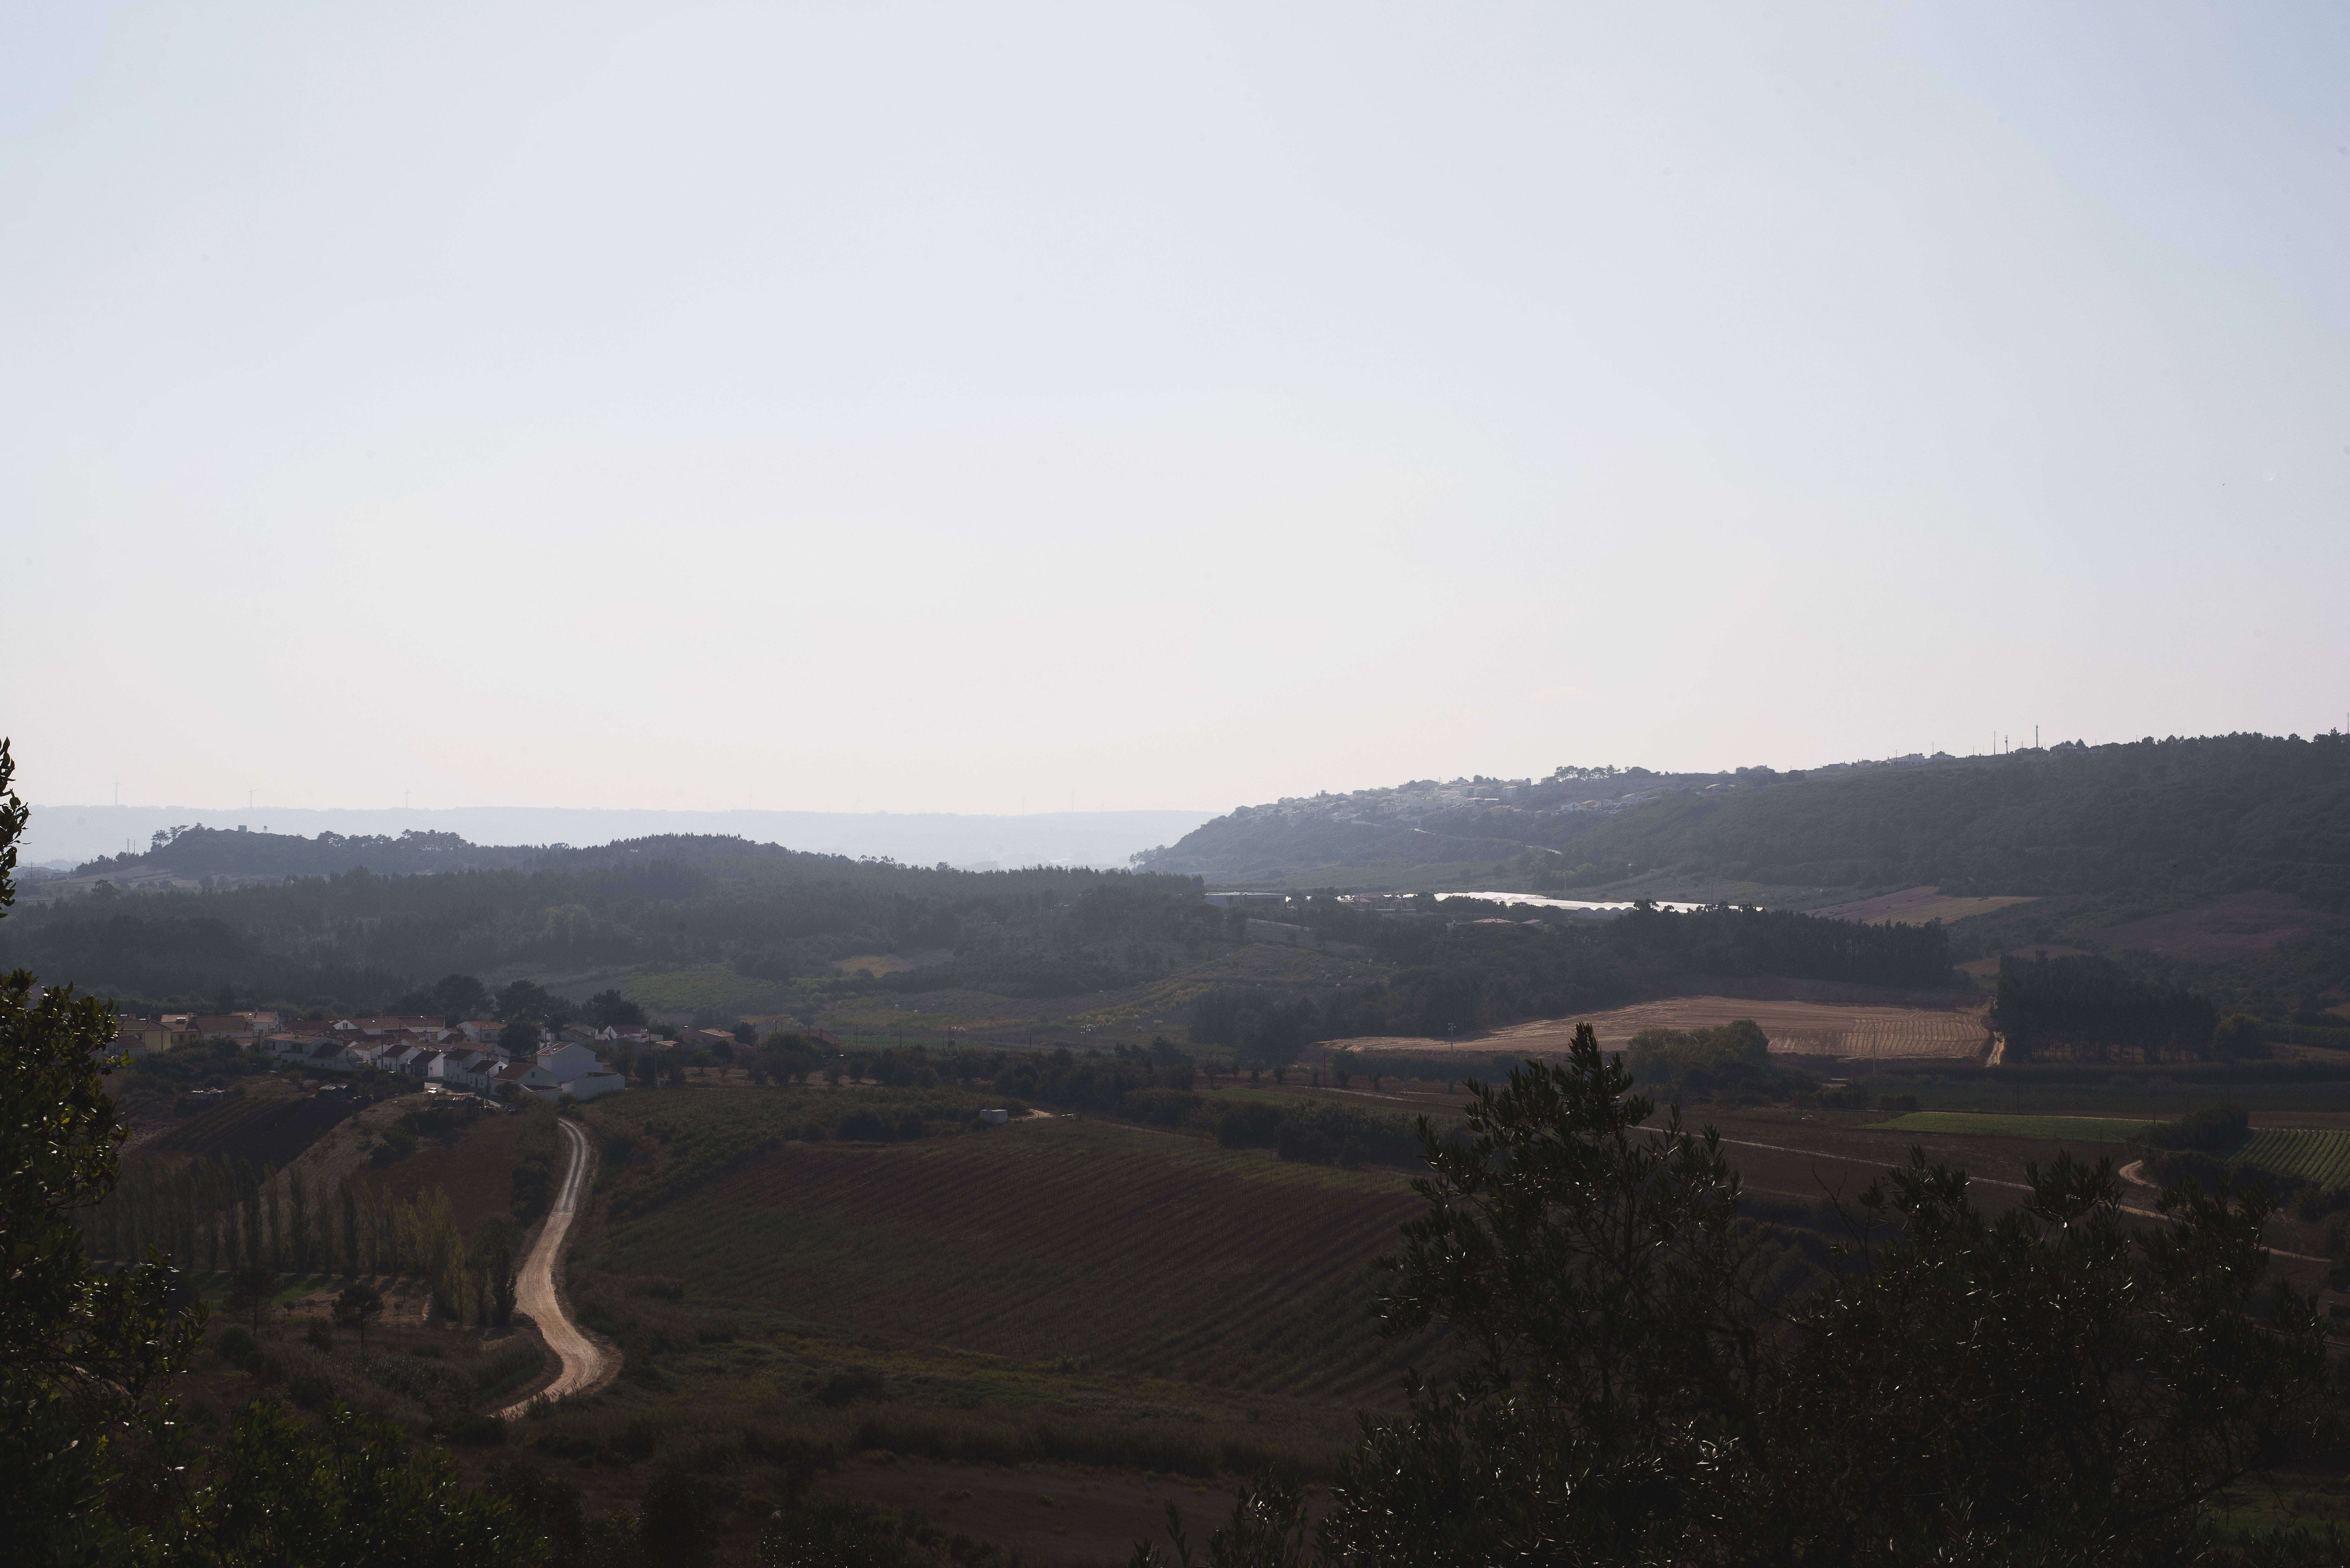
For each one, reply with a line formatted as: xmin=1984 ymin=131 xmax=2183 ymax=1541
xmin=118 ymin=1009 xmax=636 ymax=1103
xmin=264 ymin=1030 xmax=630 ymax=1103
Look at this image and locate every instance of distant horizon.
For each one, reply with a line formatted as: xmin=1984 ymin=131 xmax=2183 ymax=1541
xmin=8 ymin=5 xmax=2342 ymax=820
xmin=29 ymin=723 xmax=2343 ymax=866
xmin=16 ymin=801 xmax=1221 ymax=874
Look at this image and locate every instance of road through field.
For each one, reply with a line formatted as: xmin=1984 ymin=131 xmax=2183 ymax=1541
xmin=495 ymin=1117 xmax=612 ymax=1417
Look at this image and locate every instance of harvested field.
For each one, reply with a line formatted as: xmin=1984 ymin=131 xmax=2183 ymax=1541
xmin=1334 ymin=995 xmax=1991 ymax=1062
xmin=1811 ymin=886 xmax=2038 ymax=926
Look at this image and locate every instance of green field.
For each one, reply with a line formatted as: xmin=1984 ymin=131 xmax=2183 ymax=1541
xmin=1865 ymin=1112 xmax=2157 ymax=1143
xmin=2234 ymin=1128 xmax=2350 ymax=1192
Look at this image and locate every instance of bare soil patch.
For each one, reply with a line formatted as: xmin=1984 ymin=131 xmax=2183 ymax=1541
xmin=1811 ymin=886 xmax=2038 ymax=926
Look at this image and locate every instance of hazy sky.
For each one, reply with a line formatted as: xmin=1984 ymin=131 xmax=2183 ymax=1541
xmin=6 ymin=3 xmax=2346 ymax=817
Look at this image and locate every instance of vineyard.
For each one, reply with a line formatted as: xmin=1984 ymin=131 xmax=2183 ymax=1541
xmin=148 ymin=1085 xmax=361 ymax=1167
xmin=580 ymin=1114 xmax=1430 ymax=1403
xmin=2234 ymin=1128 xmax=2350 ymax=1193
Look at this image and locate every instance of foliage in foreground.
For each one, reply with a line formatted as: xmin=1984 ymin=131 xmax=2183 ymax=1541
xmin=1141 ymin=1026 xmax=2339 ymax=1566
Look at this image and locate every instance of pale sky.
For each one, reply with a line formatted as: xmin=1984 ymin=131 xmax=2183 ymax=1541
xmin=6 ymin=3 xmax=2346 ymax=818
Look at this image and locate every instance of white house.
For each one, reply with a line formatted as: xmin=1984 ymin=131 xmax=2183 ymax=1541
xmin=534 ymin=1040 xmax=628 ymax=1101
xmin=303 ymin=1039 xmax=365 ymax=1074
xmin=424 ymin=1049 xmax=503 ymax=1091
xmin=535 ymin=1041 xmax=604 ymax=1080
xmin=493 ymin=1060 xmax=567 ymax=1103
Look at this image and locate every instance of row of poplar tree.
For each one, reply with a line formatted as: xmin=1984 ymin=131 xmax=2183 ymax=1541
xmin=80 ymin=1155 xmax=521 ymax=1326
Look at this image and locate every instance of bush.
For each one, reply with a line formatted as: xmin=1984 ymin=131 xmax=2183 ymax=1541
xmin=815 ymin=1367 xmax=887 ymax=1408
xmin=2215 ymin=1013 xmax=2271 ymax=1059
xmin=1623 ymin=1020 xmax=1785 ymax=1101
xmin=436 ymin=1412 xmax=508 ymax=1447
xmin=2144 ymin=1101 xmax=2249 ymax=1155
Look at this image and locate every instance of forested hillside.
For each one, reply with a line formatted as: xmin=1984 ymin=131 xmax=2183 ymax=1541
xmin=1142 ymin=733 xmax=2350 ymax=905
xmin=0 ymin=836 xmax=1208 ymax=1013
xmin=72 ymin=824 xmax=552 ymax=880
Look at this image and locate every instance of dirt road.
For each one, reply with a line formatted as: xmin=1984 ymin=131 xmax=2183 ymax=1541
xmin=495 ymin=1116 xmax=613 ymax=1416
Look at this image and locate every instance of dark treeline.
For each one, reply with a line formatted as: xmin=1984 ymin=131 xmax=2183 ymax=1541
xmin=1994 ymin=953 xmax=2220 ymax=1061
xmin=0 ymin=836 xmax=1204 ymax=1010
xmin=1192 ymin=901 xmax=1953 ymax=1059
xmin=78 ymin=824 xmax=550 ymax=879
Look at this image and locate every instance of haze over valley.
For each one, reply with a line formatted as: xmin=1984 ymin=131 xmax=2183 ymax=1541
xmin=7 ymin=3 xmax=2349 ymax=1562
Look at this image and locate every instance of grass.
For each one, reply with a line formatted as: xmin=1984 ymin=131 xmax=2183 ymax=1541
xmin=1863 ymin=1112 xmax=2156 ymax=1143
xmin=2234 ymin=1128 xmax=2350 ymax=1192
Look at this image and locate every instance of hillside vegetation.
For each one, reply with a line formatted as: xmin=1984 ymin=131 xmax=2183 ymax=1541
xmin=1145 ymin=732 xmax=2350 ymax=906
xmin=0 ymin=843 xmax=1208 ymax=1014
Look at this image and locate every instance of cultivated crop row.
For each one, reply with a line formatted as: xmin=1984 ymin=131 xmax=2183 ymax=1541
xmin=2235 ymin=1128 xmax=2350 ymax=1193
xmin=594 ymin=1119 xmax=1429 ymax=1403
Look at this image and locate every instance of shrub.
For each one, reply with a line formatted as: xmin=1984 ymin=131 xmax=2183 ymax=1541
xmin=2144 ymin=1102 xmax=2249 ymax=1155
xmin=436 ymin=1412 xmax=508 ymax=1447
xmin=2214 ymin=1013 xmax=2271 ymax=1059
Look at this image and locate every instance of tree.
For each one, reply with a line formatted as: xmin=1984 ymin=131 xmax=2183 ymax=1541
xmin=0 ymin=738 xmax=206 ymax=1563
xmin=1294 ymin=1026 xmax=2335 ymax=1565
xmin=587 ymin=988 xmax=647 ymax=1029
xmin=495 ymin=980 xmax=553 ymax=1024
xmin=1319 ymin=1026 xmax=1762 ymax=1564
xmin=228 ymin=1264 xmax=277 ymax=1333
xmin=2214 ymin=1012 xmax=2271 ymax=1059
xmin=499 ymin=1019 xmax=541 ymax=1056
xmin=1758 ymin=1152 xmax=2332 ymax=1564
xmin=159 ymin=1399 xmax=548 ymax=1566
xmin=1 ymin=740 xmax=543 ymax=1564
xmin=333 ymin=1282 xmax=384 ymax=1353
xmin=434 ymin=972 xmax=493 ymax=1022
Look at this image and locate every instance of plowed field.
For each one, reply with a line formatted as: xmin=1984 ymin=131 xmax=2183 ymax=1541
xmin=589 ymin=1118 xmax=1428 ymax=1402
xmin=1337 ymin=996 xmax=1990 ymax=1061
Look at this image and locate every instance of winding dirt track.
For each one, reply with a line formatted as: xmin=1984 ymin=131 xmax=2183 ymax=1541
xmin=495 ymin=1117 xmax=613 ymax=1416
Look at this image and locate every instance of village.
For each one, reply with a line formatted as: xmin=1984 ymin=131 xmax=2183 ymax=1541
xmin=98 ymin=1008 xmax=723 ymax=1104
